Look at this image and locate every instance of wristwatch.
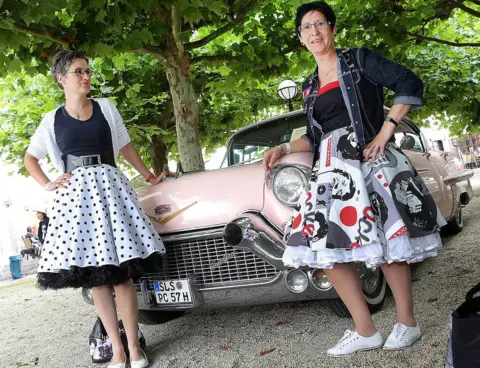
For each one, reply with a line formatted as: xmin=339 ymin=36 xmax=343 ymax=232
xmin=385 ymin=115 xmax=398 ymax=127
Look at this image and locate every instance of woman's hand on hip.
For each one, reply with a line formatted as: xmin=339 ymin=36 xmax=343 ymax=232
xmin=262 ymin=146 xmax=283 ymax=171
xmin=363 ymin=124 xmax=396 ymax=162
xmin=46 ymin=173 xmax=72 ymax=191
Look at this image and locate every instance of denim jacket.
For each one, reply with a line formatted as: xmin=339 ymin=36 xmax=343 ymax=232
xmin=302 ymin=47 xmax=424 ymax=164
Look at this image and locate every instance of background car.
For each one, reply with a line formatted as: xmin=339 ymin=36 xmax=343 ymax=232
xmin=84 ymin=110 xmax=473 ymax=324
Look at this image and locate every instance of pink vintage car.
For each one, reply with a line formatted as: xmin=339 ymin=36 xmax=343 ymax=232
xmin=84 ymin=109 xmax=474 ymax=324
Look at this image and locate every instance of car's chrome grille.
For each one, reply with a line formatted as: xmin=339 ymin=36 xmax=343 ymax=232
xmin=141 ymin=229 xmax=279 ymax=289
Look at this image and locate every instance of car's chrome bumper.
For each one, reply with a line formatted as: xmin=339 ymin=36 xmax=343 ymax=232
xmin=137 ymin=271 xmax=338 ymax=311
xmin=137 ymin=212 xmax=338 ymax=312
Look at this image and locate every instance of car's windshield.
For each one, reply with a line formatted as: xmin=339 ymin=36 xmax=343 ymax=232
xmin=225 ymin=113 xmax=307 ymax=166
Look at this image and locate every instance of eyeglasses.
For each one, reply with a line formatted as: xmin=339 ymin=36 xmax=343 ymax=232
xmin=298 ymin=20 xmax=331 ymax=34
xmin=68 ymin=68 xmax=94 ymax=78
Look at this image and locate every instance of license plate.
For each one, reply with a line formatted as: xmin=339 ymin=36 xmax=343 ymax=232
xmin=153 ymin=279 xmax=192 ymax=304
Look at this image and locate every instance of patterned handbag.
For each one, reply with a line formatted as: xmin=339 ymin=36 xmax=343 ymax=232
xmin=89 ymin=317 xmax=146 ymax=364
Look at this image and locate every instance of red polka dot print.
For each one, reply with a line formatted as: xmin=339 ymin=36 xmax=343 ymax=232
xmin=340 ymin=206 xmax=357 ymax=227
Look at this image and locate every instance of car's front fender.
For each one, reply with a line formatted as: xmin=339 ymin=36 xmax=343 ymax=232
xmin=137 ymin=163 xmax=267 ymax=233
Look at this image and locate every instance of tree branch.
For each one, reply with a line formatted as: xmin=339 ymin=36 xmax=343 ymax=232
xmin=153 ymin=4 xmax=168 ymax=22
xmin=190 ymin=54 xmax=240 ymax=64
xmin=129 ymin=47 xmax=166 ymax=62
xmin=12 ymin=22 xmax=70 ymax=49
xmin=453 ymin=1 xmax=480 ymax=17
xmin=407 ymin=32 xmax=480 ymax=47
xmin=171 ymin=5 xmax=184 ymax=55
xmin=184 ymin=1 xmax=258 ymax=50
xmin=161 ymin=99 xmax=174 ymax=130
xmin=191 ymin=41 xmax=302 ymax=65
xmin=182 ymin=18 xmax=214 ymax=33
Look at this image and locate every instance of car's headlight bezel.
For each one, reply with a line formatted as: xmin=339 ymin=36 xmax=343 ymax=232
xmin=267 ymin=164 xmax=310 ymax=207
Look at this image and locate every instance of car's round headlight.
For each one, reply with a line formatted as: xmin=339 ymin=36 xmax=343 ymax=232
xmin=310 ymin=269 xmax=332 ymax=291
xmin=273 ymin=166 xmax=308 ymax=206
xmin=285 ymin=270 xmax=309 ymax=293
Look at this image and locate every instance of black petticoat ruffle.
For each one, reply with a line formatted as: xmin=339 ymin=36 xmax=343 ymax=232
xmin=37 ymin=258 xmax=146 ymax=290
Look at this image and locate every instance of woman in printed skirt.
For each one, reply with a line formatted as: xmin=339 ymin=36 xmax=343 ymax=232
xmin=263 ymin=1 xmax=446 ymax=357
xmin=24 ymin=50 xmax=166 ymax=368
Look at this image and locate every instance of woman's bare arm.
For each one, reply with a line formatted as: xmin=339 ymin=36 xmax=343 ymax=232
xmin=24 ymin=153 xmax=69 ymax=190
xmin=24 ymin=153 xmax=52 ymax=187
xmin=119 ymin=143 xmax=152 ymax=178
xmin=119 ymin=143 xmax=168 ymax=185
xmin=287 ymin=136 xmax=312 ymax=153
xmin=263 ymin=137 xmax=311 ymax=171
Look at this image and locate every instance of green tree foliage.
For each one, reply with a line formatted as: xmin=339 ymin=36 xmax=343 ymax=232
xmin=0 ymin=53 xmax=292 ymax=175
xmin=331 ymin=0 xmax=480 ymax=130
xmin=0 ymin=0 xmax=307 ymax=172
xmin=0 ymin=0 xmax=479 ymax=173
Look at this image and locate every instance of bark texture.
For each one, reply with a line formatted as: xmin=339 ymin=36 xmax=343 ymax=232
xmin=164 ymin=52 xmax=204 ymax=172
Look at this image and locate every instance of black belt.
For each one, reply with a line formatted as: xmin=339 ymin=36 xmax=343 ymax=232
xmin=65 ymin=151 xmax=116 ymax=173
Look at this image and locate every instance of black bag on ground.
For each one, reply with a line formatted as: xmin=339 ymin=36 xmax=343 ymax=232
xmin=446 ymin=282 xmax=480 ymax=368
xmin=89 ymin=317 xmax=147 ymax=364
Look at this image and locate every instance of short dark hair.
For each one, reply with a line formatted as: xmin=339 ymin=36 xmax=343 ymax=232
xmin=51 ymin=50 xmax=89 ymax=89
xmin=26 ymin=226 xmax=32 ymax=232
xmin=295 ymin=1 xmax=336 ymax=37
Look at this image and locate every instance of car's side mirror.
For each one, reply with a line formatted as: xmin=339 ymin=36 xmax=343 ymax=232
xmin=244 ymin=146 xmax=258 ymax=155
xmin=400 ymin=135 xmax=416 ymax=151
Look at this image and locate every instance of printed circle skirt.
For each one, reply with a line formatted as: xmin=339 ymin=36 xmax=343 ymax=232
xmin=282 ymin=125 xmax=446 ymax=269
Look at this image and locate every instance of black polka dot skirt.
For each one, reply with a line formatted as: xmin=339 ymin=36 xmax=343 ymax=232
xmin=37 ymin=165 xmax=166 ymax=290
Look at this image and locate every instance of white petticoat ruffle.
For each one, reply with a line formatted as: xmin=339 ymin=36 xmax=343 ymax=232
xmin=282 ymin=232 xmax=442 ymax=270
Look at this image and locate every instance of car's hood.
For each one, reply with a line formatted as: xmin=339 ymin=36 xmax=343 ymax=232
xmin=137 ymin=163 xmax=266 ymax=233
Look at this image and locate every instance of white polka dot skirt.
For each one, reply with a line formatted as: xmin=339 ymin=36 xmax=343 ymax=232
xmin=37 ymin=165 xmax=166 ymax=289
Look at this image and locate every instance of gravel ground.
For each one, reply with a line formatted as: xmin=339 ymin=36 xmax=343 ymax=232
xmin=1 ymin=193 xmax=479 ymax=368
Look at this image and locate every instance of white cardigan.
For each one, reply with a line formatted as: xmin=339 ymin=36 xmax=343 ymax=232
xmin=27 ymin=98 xmax=131 ymax=172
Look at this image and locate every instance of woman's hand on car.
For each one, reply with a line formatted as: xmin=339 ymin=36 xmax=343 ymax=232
xmin=262 ymin=146 xmax=283 ymax=171
xmin=45 ymin=173 xmax=72 ymax=191
xmin=150 ymin=171 xmax=174 ymax=185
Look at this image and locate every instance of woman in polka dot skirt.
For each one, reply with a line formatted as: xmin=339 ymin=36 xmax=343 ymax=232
xmin=24 ymin=50 xmax=164 ymax=368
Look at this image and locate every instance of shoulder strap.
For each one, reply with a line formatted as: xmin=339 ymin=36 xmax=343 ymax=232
xmin=466 ymin=282 xmax=480 ymax=300
xmin=342 ymin=48 xmax=358 ymax=72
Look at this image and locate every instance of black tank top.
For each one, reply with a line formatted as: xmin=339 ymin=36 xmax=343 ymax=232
xmin=54 ymin=99 xmax=114 ymax=163
xmin=313 ymin=81 xmax=350 ymax=134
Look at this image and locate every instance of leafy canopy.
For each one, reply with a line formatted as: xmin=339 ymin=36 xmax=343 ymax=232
xmin=0 ymin=0 xmax=479 ymax=173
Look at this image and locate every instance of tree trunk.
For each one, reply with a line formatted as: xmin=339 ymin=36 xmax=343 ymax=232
xmin=164 ymin=53 xmax=205 ymax=172
xmin=150 ymin=134 xmax=168 ymax=175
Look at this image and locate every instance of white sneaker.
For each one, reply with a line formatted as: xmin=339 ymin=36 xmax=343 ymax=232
xmin=327 ymin=330 xmax=384 ymax=357
xmin=383 ymin=323 xmax=422 ymax=350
